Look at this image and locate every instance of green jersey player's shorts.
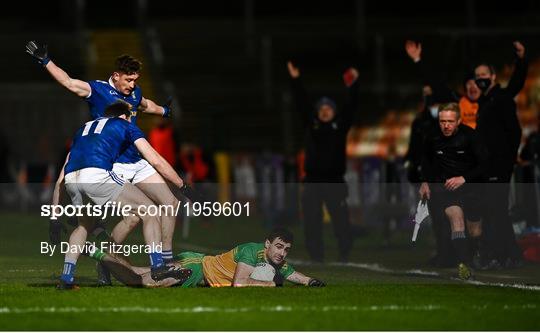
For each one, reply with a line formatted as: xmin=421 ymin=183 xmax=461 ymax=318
xmin=175 ymin=251 xmax=206 ymax=287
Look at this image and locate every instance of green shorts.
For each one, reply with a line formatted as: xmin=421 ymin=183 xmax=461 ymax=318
xmin=175 ymin=251 xmax=206 ymax=287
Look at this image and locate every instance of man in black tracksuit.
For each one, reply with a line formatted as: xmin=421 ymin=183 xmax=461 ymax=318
xmin=287 ymin=61 xmax=358 ymax=262
xmin=474 ymin=62 xmax=524 ymax=268
xmin=419 ymin=102 xmax=488 ymax=279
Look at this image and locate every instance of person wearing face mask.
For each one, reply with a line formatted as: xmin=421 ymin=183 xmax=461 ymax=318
xmin=474 ymin=57 xmax=526 ymax=270
xmin=404 ymin=40 xmax=527 ymax=129
xmin=287 ymin=60 xmax=359 ymax=263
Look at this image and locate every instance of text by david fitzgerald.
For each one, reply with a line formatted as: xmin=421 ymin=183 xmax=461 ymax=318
xmin=40 ymin=242 xmax=162 ymax=257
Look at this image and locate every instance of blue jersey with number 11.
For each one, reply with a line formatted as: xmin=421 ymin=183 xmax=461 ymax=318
xmin=85 ymin=79 xmax=143 ymax=164
xmin=65 ymin=117 xmax=145 ymax=174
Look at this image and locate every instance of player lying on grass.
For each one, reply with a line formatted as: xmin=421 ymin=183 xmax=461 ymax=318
xmin=86 ymin=227 xmax=325 ymax=287
xmin=57 ymin=102 xmax=193 ymax=289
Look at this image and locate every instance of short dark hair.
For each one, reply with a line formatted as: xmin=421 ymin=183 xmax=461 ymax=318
xmin=115 ymin=54 xmax=142 ymax=74
xmin=267 ymin=227 xmax=294 ymax=244
xmin=104 ymin=101 xmax=131 ymax=118
xmin=475 ymin=62 xmax=496 ymax=76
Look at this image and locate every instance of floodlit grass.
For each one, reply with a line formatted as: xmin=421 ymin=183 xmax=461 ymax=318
xmin=1 ymin=212 xmax=539 ymax=330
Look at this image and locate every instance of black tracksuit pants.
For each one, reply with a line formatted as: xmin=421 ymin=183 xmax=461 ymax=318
xmin=302 ymin=182 xmax=352 ymax=262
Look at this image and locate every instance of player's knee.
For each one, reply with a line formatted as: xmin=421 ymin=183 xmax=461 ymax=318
xmin=161 ymin=194 xmax=178 ymax=209
xmin=467 ymin=221 xmax=482 ymax=238
xmin=122 ymin=214 xmax=141 ymax=229
xmin=444 ymin=205 xmax=463 ymax=218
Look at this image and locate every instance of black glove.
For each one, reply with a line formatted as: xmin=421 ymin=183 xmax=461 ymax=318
xmin=49 ymin=220 xmax=67 ymax=246
xmin=25 ymin=41 xmax=50 ymax=66
xmin=179 ymin=183 xmax=204 ymax=203
xmin=162 ymin=96 xmax=173 ymax=118
xmin=308 ymin=278 xmax=326 ymax=287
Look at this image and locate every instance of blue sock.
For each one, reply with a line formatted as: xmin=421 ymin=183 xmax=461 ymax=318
xmin=60 ymin=261 xmax=77 ymax=284
xmin=162 ymin=249 xmax=173 ymax=262
xmin=149 ymin=252 xmax=164 ymax=269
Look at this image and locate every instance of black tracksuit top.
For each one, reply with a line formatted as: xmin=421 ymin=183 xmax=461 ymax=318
xmin=421 ymin=124 xmax=488 ymax=183
xmin=291 ymin=77 xmax=358 ymax=183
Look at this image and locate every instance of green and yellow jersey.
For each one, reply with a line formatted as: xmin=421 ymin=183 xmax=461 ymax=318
xmin=176 ymin=242 xmax=295 ymax=287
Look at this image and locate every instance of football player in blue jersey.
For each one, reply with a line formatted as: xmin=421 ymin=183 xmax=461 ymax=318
xmin=26 ymin=41 xmax=197 ymax=284
xmin=57 ymin=102 xmax=192 ymax=289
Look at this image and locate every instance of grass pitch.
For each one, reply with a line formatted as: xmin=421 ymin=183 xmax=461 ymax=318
xmin=1 ymin=212 xmax=539 ymax=330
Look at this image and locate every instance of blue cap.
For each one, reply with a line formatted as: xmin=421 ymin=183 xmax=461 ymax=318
xmin=315 ymin=96 xmax=337 ymax=112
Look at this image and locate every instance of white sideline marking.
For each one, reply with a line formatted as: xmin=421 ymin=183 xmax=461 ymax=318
xmin=7 ymin=269 xmax=46 ymax=273
xmin=180 ymin=243 xmax=540 ymax=292
xmin=0 ymin=304 xmax=536 ymax=314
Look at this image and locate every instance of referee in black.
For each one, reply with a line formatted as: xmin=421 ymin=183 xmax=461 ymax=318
xmin=287 ymin=61 xmax=358 ymax=263
xmin=419 ymin=102 xmax=488 ymax=279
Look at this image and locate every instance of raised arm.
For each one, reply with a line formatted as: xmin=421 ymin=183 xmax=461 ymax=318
xmin=26 ymin=41 xmax=91 ymax=98
xmin=232 ymin=262 xmax=276 ymax=287
xmin=504 ymin=41 xmax=529 ymax=98
xmin=287 ymin=61 xmax=312 ymax=123
xmin=404 ymin=40 xmax=457 ymax=100
xmin=342 ymin=67 xmax=359 ymax=127
xmin=139 ymin=97 xmax=172 ymax=117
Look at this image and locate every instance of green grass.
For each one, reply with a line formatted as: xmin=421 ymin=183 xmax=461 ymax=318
xmin=1 ymin=212 xmax=540 ymax=330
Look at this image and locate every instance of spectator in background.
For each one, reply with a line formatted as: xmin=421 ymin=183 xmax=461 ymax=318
xmin=406 ymin=39 xmax=528 ymax=269
xmin=287 ymin=60 xmax=359 ymax=263
xmin=520 ymin=115 xmax=540 ymax=229
xmin=255 ymin=152 xmax=286 ymax=229
xmin=404 ymin=40 xmax=527 ymax=129
xmin=178 ymin=143 xmax=214 ymax=205
xmin=178 ymin=144 xmax=210 ymax=184
xmin=233 ymin=153 xmax=257 ymax=204
xmin=474 ymin=54 xmax=526 ymax=269
xmin=148 ymin=119 xmax=177 ymax=167
xmin=405 ymin=85 xmax=454 ymax=183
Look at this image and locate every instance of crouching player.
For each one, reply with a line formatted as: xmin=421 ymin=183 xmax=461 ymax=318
xmin=58 ymin=102 xmax=192 ymax=289
xmin=87 ymin=228 xmax=325 ymax=288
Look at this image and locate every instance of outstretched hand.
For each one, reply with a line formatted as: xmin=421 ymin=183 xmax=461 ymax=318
xmin=287 ymin=61 xmax=300 ymax=79
xmin=308 ymin=278 xmax=326 ymax=287
xmin=419 ymin=182 xmax=431 ymax=200
xmin=343 ymin=67 xmax=359 ymax=87
xmin=25 ymin=40 xmax=50 ymax=66
xmin=405 ymin=40 xmax=422 ymax=62
xmin=513 ymin=41 xmax=525 ymax=59
xmin=162 ymin=96 xmax=173 ymax=118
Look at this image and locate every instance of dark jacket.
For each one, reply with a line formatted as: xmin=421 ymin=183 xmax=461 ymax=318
xmin=420 ymin=124 xmax=488 ymax=183
xmin=291 ymin=77 xmax=358 ymax=182
xmin=476 ymin=84 xmax=522 ymax=180
xmin=405 ymin=109 xmax=439 ymax=183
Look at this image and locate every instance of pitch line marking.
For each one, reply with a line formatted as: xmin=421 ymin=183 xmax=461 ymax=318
xmin=0 ymin=304 xmax=536 ymax=314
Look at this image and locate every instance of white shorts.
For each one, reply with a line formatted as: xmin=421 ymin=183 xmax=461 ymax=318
xmin=113 ymin=159 xmax=157 ymax=184
xmin=64 ymin=168 xmax=125 ymax=206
